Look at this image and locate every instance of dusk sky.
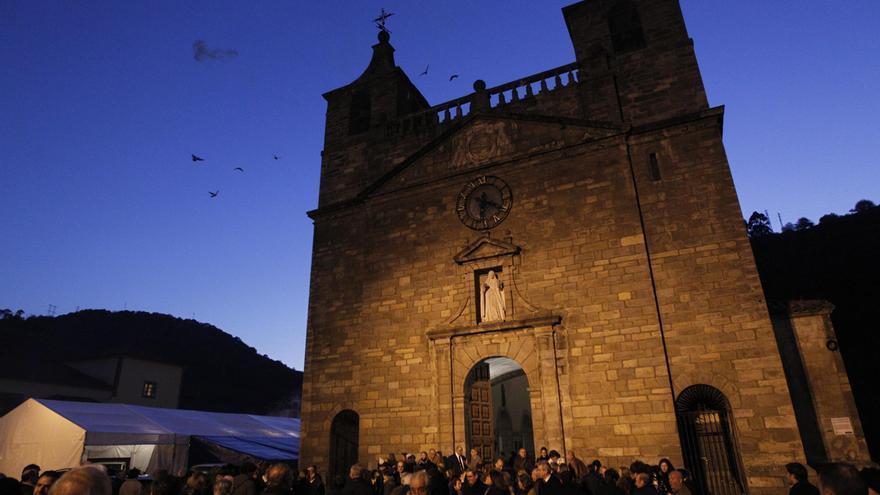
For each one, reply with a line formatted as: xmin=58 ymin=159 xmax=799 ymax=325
xmin=2 ymin=1 xmax=878 ymax=369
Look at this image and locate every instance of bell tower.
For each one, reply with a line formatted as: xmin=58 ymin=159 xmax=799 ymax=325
xmin=564 ymin=0 xmax=709 ymax=124
xmin=318 ymin=31 xmax=430 ymax=207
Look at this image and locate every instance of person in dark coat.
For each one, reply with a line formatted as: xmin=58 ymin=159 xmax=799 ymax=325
xmin=328 ymin=477 xmax=347 ymax=495
xmin=33 ymin=472 xmax=60 ymax=495
xmin=598 ymin=469 xmax=627 ymax=495
xmin=20 ymin=465 xmax=40 ymax=495
xmin=447 ymin=447 xmax=468 ymax=479
xmin=262 ymin=464 xmax=294 ymax=495
xmin=342 ymin=466 xmax=372 ymax=495
xmin=535 ymin=462 xmax=562 ymax=495
xmin=513 ymin=449 xmax=534 ymax=477
xmin=425 ymin=466 xmax=447 ymax=495
xmin=461 ymin=471 xmax=485 ymax=495
xmin=299 ymin=466 xmax=325 ymax=495
xmin=485 ymin=471 xmax=510 ymax=495
xmin=786 ymin=463 xmax=819 ymax=495
xmin=582 ymin=462 xmax=603 ymax=495
xmin=631 ymin=473 xmax=656 ymax=495
xmin=536 ymin=449 xmax=549 ymax=464
xmin=667 ymin=471 xmax=690 ymax=495
xmin=654 ymin=460 xmax=674 ymax=495
xmin=233 ymin=463 xmax=259 ymax=495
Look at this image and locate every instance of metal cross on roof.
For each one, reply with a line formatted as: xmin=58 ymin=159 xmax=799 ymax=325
xmin=373 ymin=8 xmax=394 ymax=33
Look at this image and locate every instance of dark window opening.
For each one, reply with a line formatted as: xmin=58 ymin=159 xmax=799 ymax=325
xmin=649 ymin=153 xmax=662 ymax=181
xmin=329 ymin=409 xmax=359 ymax=478
xmin=142 ymin=381 xmax=157 ymax=399
xmin=608 ymin=3 xmax=646 ymax=53
xmin=349 ymin=90 xmax=371 ymax=135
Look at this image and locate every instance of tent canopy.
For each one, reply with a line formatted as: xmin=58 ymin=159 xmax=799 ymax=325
xmin=37 ymin=399 xmax=299 ymax=447
xmin=0 ymin=399 xmax=299 ymax=476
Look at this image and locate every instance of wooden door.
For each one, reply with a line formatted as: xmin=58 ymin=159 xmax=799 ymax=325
xmin=468 ymin=363 xmax=494 ymax=461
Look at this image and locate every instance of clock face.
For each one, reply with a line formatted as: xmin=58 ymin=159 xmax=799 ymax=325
xmin=456 ymin=176 xmax=512 ymax=230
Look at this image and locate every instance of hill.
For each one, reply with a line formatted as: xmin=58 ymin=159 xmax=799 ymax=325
xmin=0 ymin=310 xmax=301 ymax=416
xmin=750 ymin=205 xmax=880 ymax=458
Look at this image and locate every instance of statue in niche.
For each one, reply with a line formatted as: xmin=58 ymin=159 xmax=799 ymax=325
xmin=481 ymin=270 xmax=506 ymax=322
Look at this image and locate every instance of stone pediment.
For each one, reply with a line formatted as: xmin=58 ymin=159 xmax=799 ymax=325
xmin=367 ymin=114 xmax=622 ymax=197
xmin=454 ymin=234 xmax=520 ymax=264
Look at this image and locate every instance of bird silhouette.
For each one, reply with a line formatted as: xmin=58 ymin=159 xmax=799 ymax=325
xmin=209 ymin=191 xmax=219 ymax=198
xmin=192 ymin=154 xmax=205 ymax=162
xmin=449 ymin=74 xmax=459 ymax=81
xmin=233 ymin=167 xmax=244 ymax=172
xmin=420 ymin=65 xmax=429 ymax=76
xmin=273 ymin=155 xmax=280 ymax=160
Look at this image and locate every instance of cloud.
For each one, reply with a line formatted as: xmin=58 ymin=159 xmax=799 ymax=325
xmin=193 ymin=40 xmax=239 ymax=61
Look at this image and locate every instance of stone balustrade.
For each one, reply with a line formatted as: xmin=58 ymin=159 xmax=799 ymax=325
xmin=386 ymin=62 xmax=580 ymax=137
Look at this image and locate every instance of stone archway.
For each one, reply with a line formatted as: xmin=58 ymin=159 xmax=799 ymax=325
xmin=463 ymin=357 xmax=536 ymax=461
xmin=427 ymin=314 xmax=570 ymax=456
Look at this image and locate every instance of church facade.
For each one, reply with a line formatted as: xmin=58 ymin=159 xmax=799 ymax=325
xmin=300 ymin=1 xmax=869 ymax=493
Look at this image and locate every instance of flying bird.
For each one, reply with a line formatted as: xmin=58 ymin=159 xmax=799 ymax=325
xmin=273 ymin=155 xmax=280 ymax=160
xmin=209 ymin=191 xmax=219 ymax=198
xmin=192 ymin=154 xmax=205 ymax=162
xmin=233 ymin=167 xmax=244 ymax=172
xmin=449 ymin=74 xmax=459 ymax=81
xmin=420 ymin=65 xmax=429 ymax=76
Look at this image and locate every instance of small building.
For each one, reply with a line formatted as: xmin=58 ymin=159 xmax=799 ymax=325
xmin=0 ymin=355 xmax=183 ymax=415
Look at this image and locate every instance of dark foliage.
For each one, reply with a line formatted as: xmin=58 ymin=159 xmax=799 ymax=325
xmin=0 ymin=310 xmax=301 ymax=415
xmin=746 ymin=211 xmax=773 ymax=238
xmin=851 ymin=199 xmax=876 ymax=214
xmin=794 ymin=217 xmax=814 ymax=231
xmin=750 ymin=204 xmax=880 ymax=458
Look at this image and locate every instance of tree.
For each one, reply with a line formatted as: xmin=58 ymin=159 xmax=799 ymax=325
xmin=0 ymin=309 xmax=24 ymax=320
xmin=819 ymin=213 xmax=839 ymax=224
xmin=746 ymin=211 xmax=773 ymax=238
xmin=850 ymin=199 xmax=876 ymax=214
xmin=782 ymin=222 xmax=796 ymax=232
xmin=794 ymin=217 xmax=814 ymax=231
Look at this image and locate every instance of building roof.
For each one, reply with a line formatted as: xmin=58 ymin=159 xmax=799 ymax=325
xmin=0 ymin=359 xmax=113 ymax=390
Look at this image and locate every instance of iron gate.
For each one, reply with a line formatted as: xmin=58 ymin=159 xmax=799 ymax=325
xmin=676 ymin=385 xmax=746 ymax=495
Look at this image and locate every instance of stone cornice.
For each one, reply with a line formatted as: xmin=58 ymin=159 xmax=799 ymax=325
xmin=427 ymin=313 xmax=562 ymax=340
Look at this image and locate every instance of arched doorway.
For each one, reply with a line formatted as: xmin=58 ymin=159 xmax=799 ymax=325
xmin=675 ymin=385 xmax=746 ymax=495
xmin=464 ymin=357 xmax=535 ymax=463
xmin=329 ymin=409 xmax=359 ymax=477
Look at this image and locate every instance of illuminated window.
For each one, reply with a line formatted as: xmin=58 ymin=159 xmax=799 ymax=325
xmin=142 ymin=381 xmax=157 ymax=399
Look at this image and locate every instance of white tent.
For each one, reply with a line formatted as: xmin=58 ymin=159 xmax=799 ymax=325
xmin=0 ymin=399 xmax=299 ymax=477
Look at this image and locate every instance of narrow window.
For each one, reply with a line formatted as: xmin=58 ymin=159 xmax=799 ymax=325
xmin=142 ymin=381 xmax=157 ymax=399
xmin=608 ymin=3 xmax=646 ymax=54
xmin=348 ymin=89 xmax=371 ymax=135
xmin=649 ymin=153 xmax=662 ymax=181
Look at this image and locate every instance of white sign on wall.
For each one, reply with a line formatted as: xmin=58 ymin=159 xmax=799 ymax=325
xmin=831 ymin=417 xmax=854 ymax=436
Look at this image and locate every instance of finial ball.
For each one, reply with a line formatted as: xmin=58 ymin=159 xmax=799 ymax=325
xmin=473 ymin=79 xmax=487 ymax=91
xmin=378 ymin=30 xmax=390 ymax=43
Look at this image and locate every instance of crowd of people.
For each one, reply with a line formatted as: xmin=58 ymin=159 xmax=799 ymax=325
xmin=0 ymin=450 xmax=878 ymax=495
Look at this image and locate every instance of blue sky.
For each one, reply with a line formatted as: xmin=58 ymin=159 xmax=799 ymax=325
xmin=2 ymin=1 xmax=878 ymax=369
